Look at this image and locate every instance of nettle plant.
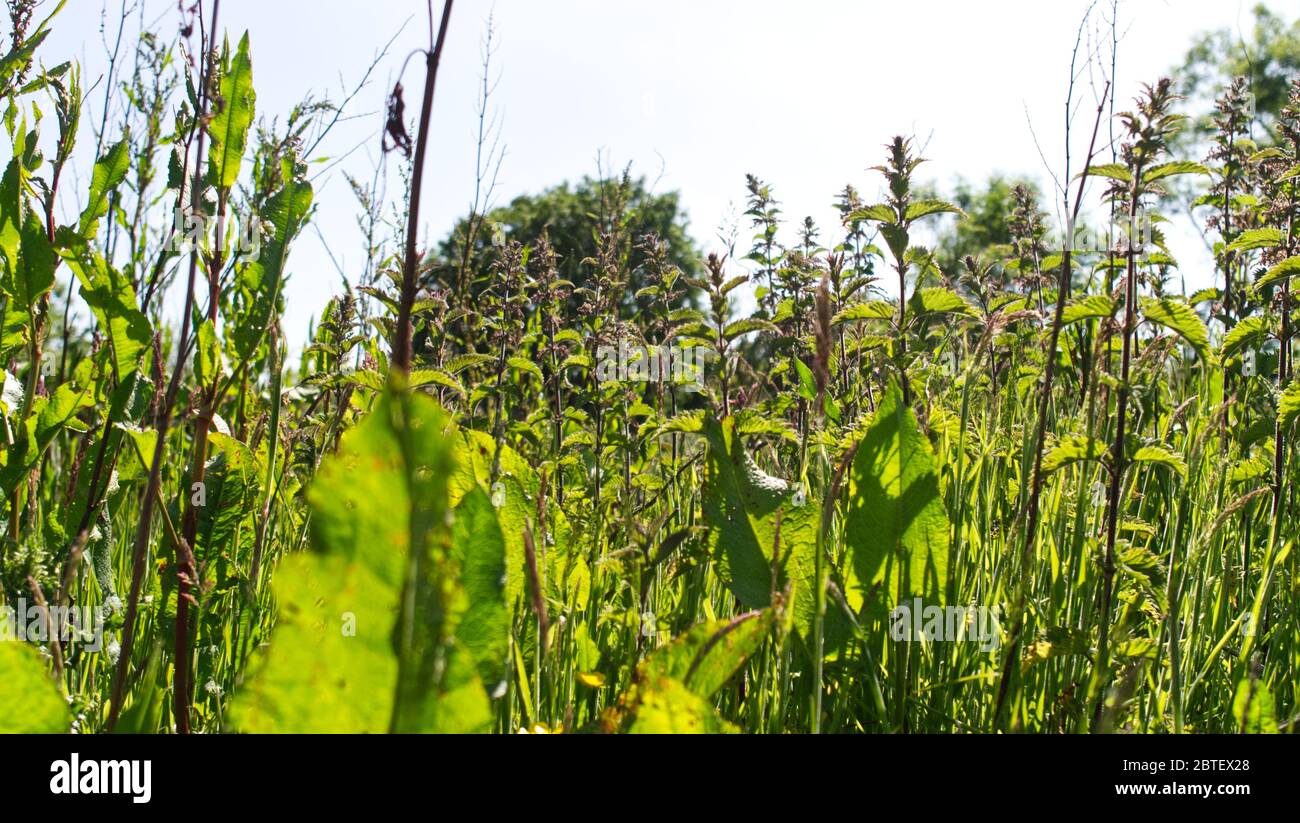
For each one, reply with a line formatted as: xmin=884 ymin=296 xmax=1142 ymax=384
xmin=0 ymin=0 xmax=1296 ymax=735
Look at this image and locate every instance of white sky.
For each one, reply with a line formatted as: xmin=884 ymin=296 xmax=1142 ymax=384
xmin=34 ymin=0 xmax=1295 ymax=350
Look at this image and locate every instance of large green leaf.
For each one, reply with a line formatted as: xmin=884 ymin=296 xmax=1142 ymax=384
xmin=0 ymin=641 xmax=67 ymax=733
xmin=703 ymin=418 xmax=820 ymax=640
xmin=449 ymin=487 xmax=509 ymax=691
xmin=194 ymin=432 xmax=261 ymax=582
xmin=232 ymin=387 xmax=493 ymax=733
xmin=844 ymin=381 xmax=949 ymax=610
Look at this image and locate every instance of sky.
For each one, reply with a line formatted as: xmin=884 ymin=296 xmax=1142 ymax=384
xmin=31 ymin=0 xmax=1295 ymax=351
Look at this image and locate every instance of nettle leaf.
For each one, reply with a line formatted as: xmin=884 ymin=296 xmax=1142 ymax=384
xmin=194 ymin=432 xmax=261 ymax=578
xmin=1144 ymin=161 xmax=1211 ymax=182
xmin=1140 ymin=297 xmax=1210 ymax=361
xmin=0 ymin=642 xmax=67 ymax=733
xmin=506 ymin=355 xmax=542 ymax=379
xmin=1255 ymin=256 xmax=1300 ymax=292
xmin=845 ymin=381 xmax=949 ymax=610
xmin=1062 ymin=295 xmax=1115 ymax=325
xmin=702 ymin=418 xmax=821 ymax=641
xmin=7 ymin=200 xmax=57 ymax=314
xmin=232 ymin=388 xmax=493 ymax=733
xmin=905 ymin=199 xmax=963 ymax=222
xmin=409 ymin=367 xmax=465 ymax=396
xmin=1130 ymin=445 xmax=1187 ymax=478
xmin=846 ymin=203 xmax=895 ymax=223
xmin=206 ymin=32 xmax=255 ymax=192
xmin=723 ymin=317 xmax=779 ymax=340
xmin=1081 ymin=163 xmax=1131 ymax=182
xmin=1225 ymin=227 xmax=1282 ymax=253
xmin=1279 ymin=380 xmax=1300 ymax=430
xmin=834 ymin=300 xmax=894 ymax=325
xmin=910 ymin=287 xmax=975 ymax=318
xmin=1042 ymin=435 xmax=1106 ymax=473
xmin=1220 ymin=316 xmax=1270 ymax=358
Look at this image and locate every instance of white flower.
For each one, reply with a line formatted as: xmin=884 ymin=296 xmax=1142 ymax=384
xmin=204 ymin=679 xmax=223 ymax=697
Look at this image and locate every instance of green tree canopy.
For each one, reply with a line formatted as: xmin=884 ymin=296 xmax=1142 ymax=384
xmin=434 ymin=174 xmax=700 ymax=313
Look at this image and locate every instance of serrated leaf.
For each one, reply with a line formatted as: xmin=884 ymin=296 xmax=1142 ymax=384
xmin=1140 ymin=296 xmax=1210 ymax=361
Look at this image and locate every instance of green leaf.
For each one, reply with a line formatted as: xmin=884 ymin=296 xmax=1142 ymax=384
xmin=206 ymin=32 xmax=256 ymax=192
xmin=846 ymin=203 xmax=895 ymax=223
xmin=195 ymin=318 xmax=221 ymax=391
xmin=910 ymin=287 xmax=975 ymax=317
xmin=1220 ymin=316 xmax=1270 ymax=358
xmin=1255 ymin=256 xmax=1300 ymax=292
xmin=834 ymin=300 xmax=895 ymax=325
xmin=62 ymin=248 xmax=151 ymax=379
xmin=723 ymin=317 xmax=779 ymax=340
xmin=232 ymin=388 xmax=492 ymax=733
xmin=78 ymin=137 xmax=130 ymax=238
xmin=905 ymin=199 xmax=964 ymax=222
xmin=845 ymin=381 xmax=949 ymax=609
xmin=793 ymin=357 xmax=815 ymax=402
xmin=0 ymin=642 xmax=67 ymax=732
xmin=194 ymin=433 xmax=261 ymax=576
xmin=1062 ymin=295 xmax=1115 ymax=325
xmin=0 ymin=382 xmax=95 ymax=496
xmin=506 ymin=355 xmax=542 ymax=379
xmin=637 ymin=610 xmax=774 ymax=698
xmin=1232 ymin=676 xmax=1278 ymax=734
xmin=1140 ymin=296 xmax=1211 ymax=361
xmin=409 ymin=367 xmax=465 ymax=396
xmin=1080 ymin=163 xmax=1131 ymax=182
xmin=233 ymin=174 xmax=312 ymax=360
xmin=1042 ymin=435 xmax=1106 ymax=473
xmin=702 ymin=418 xmax=821 ymax=641
xmin=1144 ymin=161 xmax=1211 ymax=182
xmin=1279 ymin=380 xmax=1300 ymax=430
xmin=1225 ymin=228 xmax=1282 ymax=253
xmin=624 ymin=677 xmax=736 ymax=734
xmin=1130 ymin=445 xmax=1187 ymax=477
xmin=449 ymin=487 xmax=509 ymax=690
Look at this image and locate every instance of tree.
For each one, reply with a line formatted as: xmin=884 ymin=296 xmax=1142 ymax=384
xmin=433 ymin=174 xmax=700 ymax=314
xmin=1175 ymin=4 xmax=1300 ymax=145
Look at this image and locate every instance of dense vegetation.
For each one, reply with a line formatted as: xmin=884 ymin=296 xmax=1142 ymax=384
xmin=0 ymin=1 xmax=1296 ymax=734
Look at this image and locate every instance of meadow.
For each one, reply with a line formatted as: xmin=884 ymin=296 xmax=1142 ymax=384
xmin=0 ymin=0 xmax=1295 ymax=734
